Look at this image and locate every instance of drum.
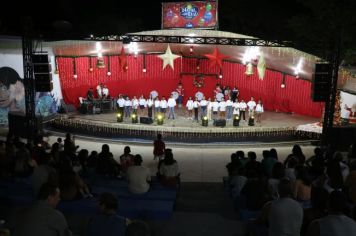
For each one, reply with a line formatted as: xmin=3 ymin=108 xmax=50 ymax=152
xmin=171 ymin=91 xmax=179 ymax=100
xmin=195 ymin=91 xmax=204 ymax=101
xmin=216 ymin=92 xmax=224 ymax=102
xmin=150 ymin=90 xmax=158 ymax=99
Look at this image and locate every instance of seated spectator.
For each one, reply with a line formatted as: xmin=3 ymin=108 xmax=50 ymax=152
xmin=230 ymin=167 xmax=247 ymax=198
xmin=159 ymin=149 xmax=180 ymax=187
xmin=285 ymin=144 xmax=306 ymax=166
xmin=14 ymin=142 xmax=36 ymax=178
xmin=306 ymin=147 xmax=325 ymax=180
xmin=32 ymin=153 xmax=57 ymax=195
xmin=245 ymin=151 xmax=261 ymax=176
xmin=12 ymin=182 xmax=72 ymax=236
xmin=127 ymin=155 xmax=151 ymax=194
xmin=333 ymin=151 xmax=350 ymax=181
xmin=285 ymin=157 xmax=298 ymax=182
xmin=306 ymin=191 xmax=356 ymax=236
xmin=87 ymin=150 xmax=99 ymax=168
xmin=97 ymin=144 xmax=120 ymax=177
xmin=120 ymin=146 xmax=135 ymax=173
xmin=125 ymin=220 xmax=151 ymax=236
xmin=261 ymin=150 xmax=277 ymax=177
xmin=268 ymin=179 xmax=304 ymax=236
xmin=294 ymin=165 xmax=312 ymax=202
xmin=226 ymin=153 xmax=240 ymax=176
xmin=87 ymin=192 xmax=129 ymax=236
xmin=268 ymin=162 xmax=285 ymax=199
xmin=58 ymin=168 xmax=91 ymax=201
xmin=269 ymin=148 xmax=279 ymax=161
xmin=323 ymin=159 xmax=344 ymax=193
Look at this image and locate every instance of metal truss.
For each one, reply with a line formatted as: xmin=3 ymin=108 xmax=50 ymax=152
xmin=88 ymin=34 xmax=292 ymax=47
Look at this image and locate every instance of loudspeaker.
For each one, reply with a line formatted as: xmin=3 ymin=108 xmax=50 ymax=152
xmin=140 ymin=117 xmax=153 ymax=124
xmin=8 ymin=112 xmax=43 ymax=138
xmin=213 ymin=119 xmax=226 ymax=127
xmin=32 ymin=53 xmax=53 ymax=92
xmin=312 ymin=63 xmax=332 ymax=102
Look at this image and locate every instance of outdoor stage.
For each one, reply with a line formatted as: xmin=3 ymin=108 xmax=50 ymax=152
xmin=46 ymin=108 xmax=321 ymax=143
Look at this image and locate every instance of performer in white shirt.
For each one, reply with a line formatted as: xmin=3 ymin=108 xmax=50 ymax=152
xmin=255 ymin=99 xmax=264 ymax=123
xmin=131 ymin=96 xmax=139 ymax=114
xmin=186 ymin=97 xmax=194 ymax=120
xmin=239 ymin=99 xmax=247 ymax=121
xmin=207 ymin=98 xmax=213 ymax=120
xmin=102 ymin=84 xmax=109 ymax=99
xmin=124 ymin=96 xmax=132 ymax=118
xmin=193 ymin=97 xmax=200 ymax=121
xmin=225 ymin=97 xmax=233 ymax=120
xmin=247 ymin=97 xmax=257 ymax=118
xmin=167 ymin=94 xmax=177 ymax=119
xmin=212 ymin=98 xmax=219 ymax=120
xmin=96 ymin=83 xmax=103 ymax=99
xmin=117 ymin=94 xmax=125 ymax=114
xmin=154 ymin=97 xmax=161 ymax=118
xmin=341 ymin=104 xmax=351 ymax=125
xmin=219 ymin=98 xmax=226 ymax=119
xmin=139 ymin=95 xmax=146 ymax=116
xmin=233 ymin=99 xmax=240 ymax=118
xmin=146 ymin=96 xmax=154 ymax=118
xmin=160 ymin=97 xmax=168 ymax=115
xmin=200 ymin=97 xmax=208 ymax=118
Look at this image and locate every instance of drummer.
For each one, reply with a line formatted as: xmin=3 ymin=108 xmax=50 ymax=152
xmin=176 ymin=82 xmax=184 ymax=108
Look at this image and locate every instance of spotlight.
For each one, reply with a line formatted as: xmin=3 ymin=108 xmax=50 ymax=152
xmin=233 ymin=115 xmax=240 ymax=127
xmin=157 ymin=113 xmax=164 ymax=125
xmin=248 ymin=116 xmax=255 ymax=126
xmin=117 ymin=113 xmax=123 ymax=122
xmin=131 ymin=113 xmax=138 ymax=123
xmin=202 ymin=116 xmax=208 ymax=126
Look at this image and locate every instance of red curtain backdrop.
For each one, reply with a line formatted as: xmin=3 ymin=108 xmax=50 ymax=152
xmin=58 ymin=55 xmax=323 ymax=117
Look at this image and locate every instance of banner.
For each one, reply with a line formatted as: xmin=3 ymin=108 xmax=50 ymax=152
xmin=162 ymin=1 xmax=218 ymax=29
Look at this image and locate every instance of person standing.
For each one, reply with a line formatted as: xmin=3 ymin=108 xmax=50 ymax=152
xmin=231 ymin=86 xmax=239 ymax=102
xmin=226 ymin=96 xmax=233 ymax=120
xmin=167 ymin=94 xmax=177 ymax=119
xmin=219 ymin=98 xmax=226 ymax=119
xmin=154 ymin=97 xmax=161 ymax=118
xmin=239 ymin=99 xmax=247 ymax=121
xmin=193 ymin=97 xmax=199 ymax=122
xmin=146 ymin=96 xmax=154 ymax=118
xmin=116 ymin=95 xmax=125 ymax=115
xmin=138 ymin=95 xmax=146 ymax=117
xmin=207 ymin=98 xmax=213 ymax=120
xmin=153 ymin=133 xmax=165 ymax=161
xmin=233 ymin=98 xmax=240 ymax=119
xmin=200 ymin=96 xmax=208 ymax=118
xmin=212 ymin=98 xmax=219 ymax=120
xmin=124 ymin=97 xmax=132 ymax=118
xmin=255 ymin=99 xmax=264 ymax=123
xmin=176 ymin=82 xmax=184 ymax=108
xmin=96 ymin=83 xmax=103 ymax=99
xmin=186 ymin=97 xmax=194 ymax=119
xmin=160 ymin=97 xmax=167 ymax=117
xmin=102 ymin=85 xmax=109 ymax=99
xmin=131 ymin=96 xmax=139 ymax=115
xmin=247 ymin=97 xmax=257 ymax=118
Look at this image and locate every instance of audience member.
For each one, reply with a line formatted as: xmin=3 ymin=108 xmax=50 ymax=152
xmin=153 ymin=134 xmax=165 ymax=161
xmin=125 ymin=220 xmax=151 ymax=236
xmin=127 ymin=155 xmax=151 ymax=194
xmin=120 ymin=146 xmax=135 ymax=173
xmin=12 ymin=182 xmax=72 ymax=236
xmin=294 ymin=165 xmax=312 ymax=202
xmin=97 ymin=144 xmax=120 ymax=177
xmin=87 ymin=192 xmax=129 ymax=236
xmin=306 ymin=191 xmax=356 ymax=236
xmin=268 ymin=162 xmax=285 ymax=199
xmin=159 ymin=149 xmax=180 ymax=187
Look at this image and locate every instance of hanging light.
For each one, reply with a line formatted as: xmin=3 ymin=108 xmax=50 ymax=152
xmin=189 ymin=46 xmax=194 ymax=56
xmin=107 ymin=56 xmax=111 ymax=76
xmin=73 ymin=58 xmax=77 ymax=79
xmin=96 ymin=52 xmax=105 ymax=68
xmin=196 ymin=59 xmax=200 ymax=70
xmin=142 ymin=53 xmax=147 ymax=73
xmin=89 ymin=57 xmax=93 ymax=72
xmin=245 ymin=62 xmax=253 ymax=75
xmin=281 ymin=73 xmax=286 ymax=88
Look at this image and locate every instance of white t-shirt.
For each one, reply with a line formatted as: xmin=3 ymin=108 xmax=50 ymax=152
xmin=139 ymin=98 xmax=146 ymax=106
xmin=127 ymin=165 xmax=151 ymax=194
xmin=225 ymin=99 xmax=233 ymax=107
xmin=154 ymin=100 xmax=160 ymax=108
xmin=102 ymin=88 xmax=109 ymax=97
xmin=212 ymin=102 xmax=219 ymax=112
xmin=200 ymin=99 xmax=208 ymax=107
xmin=159 ymin=162 xmax=179 ymax=177
xmin=124 ymin=100 xmax=132 ymax=107
xmin=146 ymin=99 xmax=154 ymax=107
xmin=341 ymin=109 xmax=351 ymax=119
xmin=117 ymin=98 xmax=125 ymax=107
xmin=167 ymin=98 xmax=177 ymax=108
xmin=193 ymin=101 xmax=199 ymax=108
xmin=239 ymin=102 xmax=247 ymax=111
xmin=233 ymin=102 xmax=240 ymax=115
xmin=219 ymin=101 xmax=226 ymax=111
xmin=160 ymin=100 xmax=168 ymax=108
xmin=186 ymin=100 xmax=194 ymax=110
xmin=256 ymin=104 xmax=264 ymax=113
xmin=96 ymin=85 xmax=103 ymax=97
xmin=132 ymin=99 xmax=139 ymax=109
xmin=247 ymin=100 xmax=256 ymax=110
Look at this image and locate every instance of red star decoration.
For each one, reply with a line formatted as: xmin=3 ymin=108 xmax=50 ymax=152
xmin=204 ymin=48 xmax=229 ymax=68
xmin=118 ymin=46 xmax=128 ymax=71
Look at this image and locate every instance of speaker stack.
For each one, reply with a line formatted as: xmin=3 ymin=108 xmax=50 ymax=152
xmin=32 ymin=53 xmax=53 ymax=92
xmin=312 ymin=63 xmax=332 ymax=102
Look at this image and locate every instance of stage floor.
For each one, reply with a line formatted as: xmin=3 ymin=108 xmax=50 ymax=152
xmin=68 ymin=109 xmax=319 ymax=130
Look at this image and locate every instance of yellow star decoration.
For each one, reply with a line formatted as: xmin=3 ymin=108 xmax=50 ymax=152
xmin=158 ymin=44 xmax=180 ymax=70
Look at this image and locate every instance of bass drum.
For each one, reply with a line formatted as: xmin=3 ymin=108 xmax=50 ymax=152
xmin=216 ymin=92 xmax=224 ymax=102
xmin=150 ymin=90 xmax=158 ymax=99
xmin=171 ymin=91 xmax=179 ymax=100
xmin=195 ymin=91 xmax=204 ymax=101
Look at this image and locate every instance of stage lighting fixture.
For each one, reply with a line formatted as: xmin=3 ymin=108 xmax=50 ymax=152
xmin=233 ymin=115 xmax=240 ymax=127
xmin=117 ymin=113 xmax=123 ymax=122
xmin=248 ymin=116 xmax=255 ymax=126
xmin=202 ymin=116 xmax=208 ymax=126
xmin=131 ymin=113 xmax=138 ymax=123
xmin=157 ymin=114 xmax=164 ymax=125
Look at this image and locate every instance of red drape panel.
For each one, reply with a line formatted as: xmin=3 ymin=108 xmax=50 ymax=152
xmin=58 ymin=55 xmax=323 ymax=118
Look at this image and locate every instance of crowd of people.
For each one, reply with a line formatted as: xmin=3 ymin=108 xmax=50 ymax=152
xmin=0 ymin=132 xmax=179 ymax=236
xmin=85 ymin=83 xmax=265 ymax=123
xmin=225 ymin=144 xmax=356 ymax=236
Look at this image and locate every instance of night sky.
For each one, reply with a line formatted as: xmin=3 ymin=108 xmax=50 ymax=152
xmin=1 ymin=0 xmax=355 ymax=57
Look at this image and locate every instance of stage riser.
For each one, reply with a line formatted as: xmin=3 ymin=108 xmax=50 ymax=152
xmin=47 ymin=120 xmax=320 ymax=143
